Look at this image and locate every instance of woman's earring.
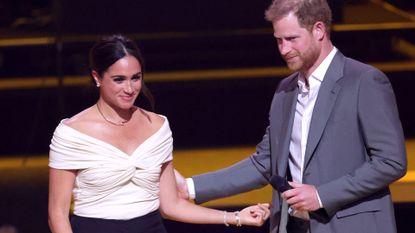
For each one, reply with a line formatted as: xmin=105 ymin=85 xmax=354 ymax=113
xmin=96 ymin=82 xmax=101 ymax=87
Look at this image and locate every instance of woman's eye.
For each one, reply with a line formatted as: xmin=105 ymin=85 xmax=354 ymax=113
xmin=132 ymin=75 xmax=142 ymax=81
xmin=113 ymin=77 xmax=124 ymax=83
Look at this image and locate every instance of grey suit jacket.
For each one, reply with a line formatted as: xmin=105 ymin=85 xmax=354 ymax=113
xmin=192 ymin=51 xmax=407 ymax=233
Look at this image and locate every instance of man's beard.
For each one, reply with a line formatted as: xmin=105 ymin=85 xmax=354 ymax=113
xmin=285 ymin=43 xmax=320 ymax=74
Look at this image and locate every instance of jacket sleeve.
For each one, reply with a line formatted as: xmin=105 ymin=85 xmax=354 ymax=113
xmin=192 ymin=126 xmax=272 ymax=204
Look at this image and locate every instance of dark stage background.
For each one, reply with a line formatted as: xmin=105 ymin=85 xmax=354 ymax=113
xmin=0 ymin=0 xmax=414 ymax=233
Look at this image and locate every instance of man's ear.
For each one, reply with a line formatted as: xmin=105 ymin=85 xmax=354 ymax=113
xmin=313 ymin=21 xmax=326 ymax=41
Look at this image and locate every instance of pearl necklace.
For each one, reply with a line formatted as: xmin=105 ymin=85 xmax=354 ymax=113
xmin=96 ymin=103 xmax=130 ymax=126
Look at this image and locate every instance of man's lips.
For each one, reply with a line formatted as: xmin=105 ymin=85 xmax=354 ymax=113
xmin=284 ymin=55 xmax=297 ymax=61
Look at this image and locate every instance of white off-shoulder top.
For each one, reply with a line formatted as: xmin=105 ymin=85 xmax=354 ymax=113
xmin=49 ymin=116 xmax=173 ymax=220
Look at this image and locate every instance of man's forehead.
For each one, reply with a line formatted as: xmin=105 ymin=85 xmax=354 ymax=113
xmin=272 ymin=27 xmax=304 ymax=38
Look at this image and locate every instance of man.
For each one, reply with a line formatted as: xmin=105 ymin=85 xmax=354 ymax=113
xmin=176 ymin=0 xmax=407 ymax=232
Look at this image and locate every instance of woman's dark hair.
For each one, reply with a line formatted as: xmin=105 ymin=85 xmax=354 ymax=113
xmin=89 ymin=34 xmax=155 ymax=110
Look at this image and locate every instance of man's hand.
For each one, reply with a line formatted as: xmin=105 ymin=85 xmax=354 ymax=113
xmin=174 ymin=169 xmax=190 ymax=199
xmin=240 ymin=203 xmax=271 ymax=226
xmin=281 ymin=182 xmax=320 ymax=212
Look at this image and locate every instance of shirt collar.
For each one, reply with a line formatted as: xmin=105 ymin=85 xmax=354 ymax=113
xmin=312 ymin=47 xmax=338 ymax=82
xmin=298 ymin=47 xmax=338 ymax=92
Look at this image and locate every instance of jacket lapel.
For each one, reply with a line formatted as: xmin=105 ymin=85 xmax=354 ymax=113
xmin=276 ymin=75 xmax=299 ymax=176
xmin=303 ymin=52 xmax=345 ymax=169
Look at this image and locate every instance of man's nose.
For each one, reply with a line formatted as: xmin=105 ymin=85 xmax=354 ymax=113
xmin=279 ymin=41 xmax=290 ymax=56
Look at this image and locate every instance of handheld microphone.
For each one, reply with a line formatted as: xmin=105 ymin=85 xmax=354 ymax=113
xmin=269 ymin=175 xmax=292 ymax=193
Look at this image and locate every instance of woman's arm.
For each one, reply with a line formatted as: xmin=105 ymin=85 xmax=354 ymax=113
xmin=159 ymin=161 xmax=269 ymax=226
xmin=48 ymin=168 xmax=77 ymax=233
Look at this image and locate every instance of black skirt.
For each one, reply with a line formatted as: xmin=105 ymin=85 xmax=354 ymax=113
xmin=70 ymin=210 xmax=167 ymax=233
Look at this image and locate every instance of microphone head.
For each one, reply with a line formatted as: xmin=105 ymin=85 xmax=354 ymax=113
xmin=269 ymin=175 xmax=292 ymax=193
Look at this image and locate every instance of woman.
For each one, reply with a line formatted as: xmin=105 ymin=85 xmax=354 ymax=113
xmin=48 ymin=34 xmax=270 ymax=233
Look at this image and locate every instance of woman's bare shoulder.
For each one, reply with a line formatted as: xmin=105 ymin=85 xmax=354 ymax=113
xmin=137 ymin=108 xmax=165 ymax=128
xmin=64 ymin=106 xmax=99 ymax=131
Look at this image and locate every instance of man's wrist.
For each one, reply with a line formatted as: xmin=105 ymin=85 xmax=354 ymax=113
xmin=186 ymin=178 xmax=196 ymax=200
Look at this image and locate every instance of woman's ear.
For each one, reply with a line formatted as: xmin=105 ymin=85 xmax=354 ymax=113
xmin=91 ymin=70 xmax=101 ymax=87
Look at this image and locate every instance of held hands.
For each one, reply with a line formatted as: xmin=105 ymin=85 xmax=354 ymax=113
xmin=173 ymin=168 xmax=271 ymax=226
xmin=239 ymin=203 xmax=271 ymax=227
xmin=281 ymin=182 xmax=320 ymax=212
